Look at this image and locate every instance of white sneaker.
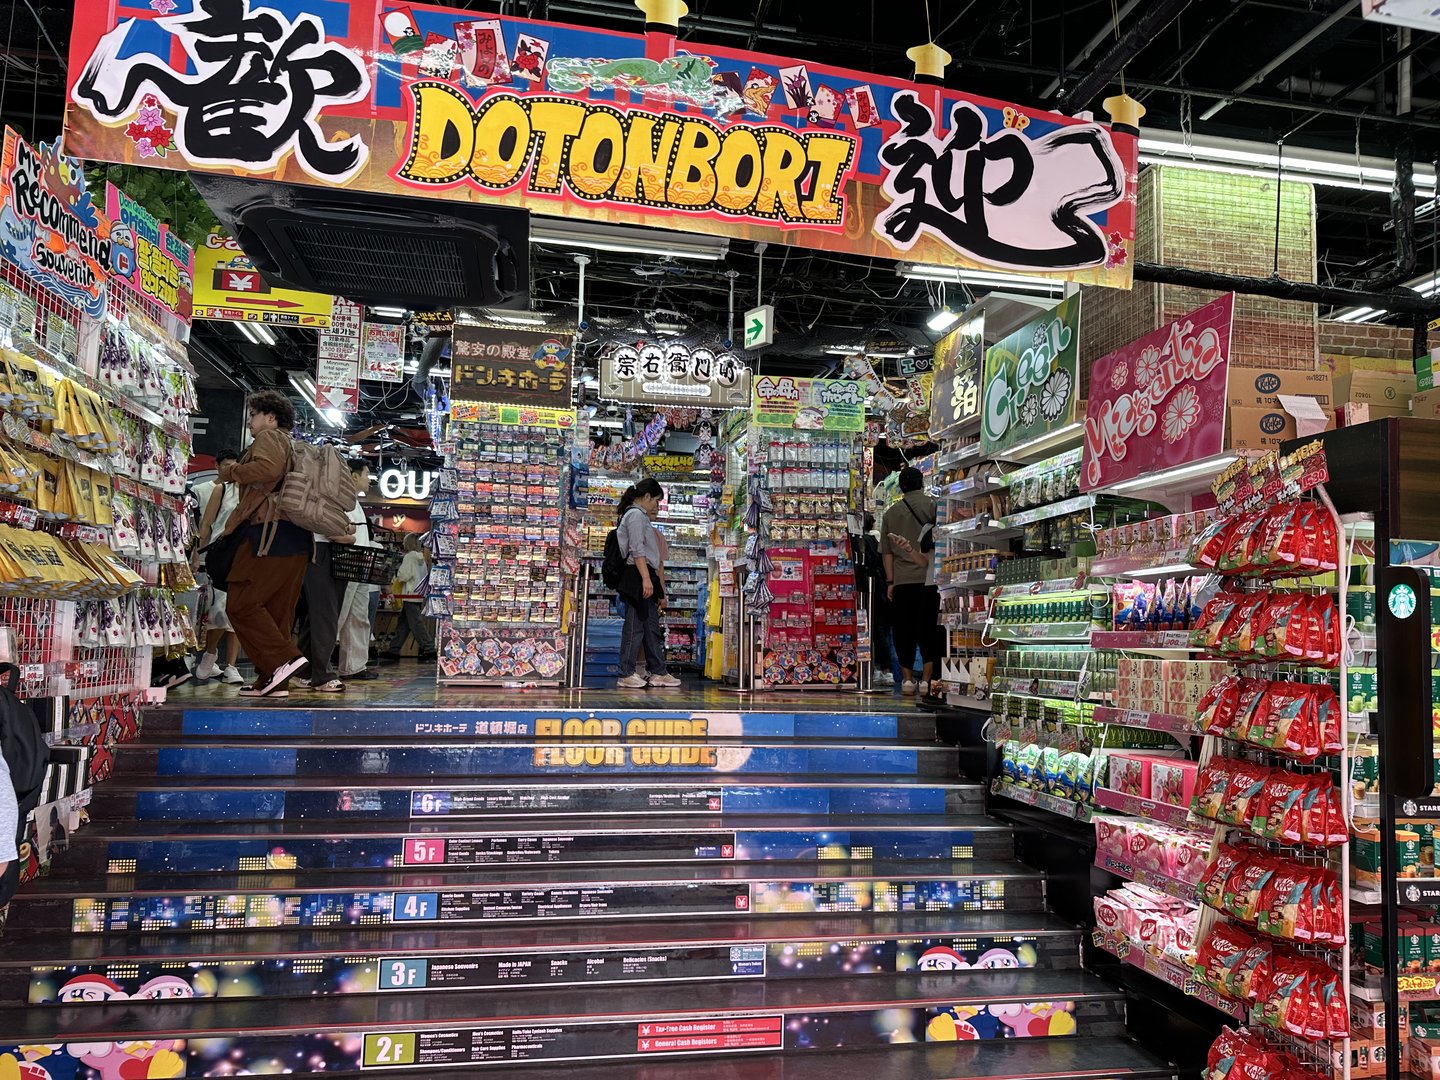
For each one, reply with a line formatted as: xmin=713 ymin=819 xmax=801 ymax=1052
xmin=617 ymin=674 xmax=648 ymax=688
xmin=194 ymin=653 xmax=219 ymax=680
xmin=647 ymin=673 xmax=682 ymax=688
xmin=917 ymin=681 xmax=930 ymax=697
xmin=221 ymin=665 xmax=244 ymax=684
xmin=874 ymin=672 xmax=895 ymax=687
xmin=901 ymin=680 xmax=917 ymax=694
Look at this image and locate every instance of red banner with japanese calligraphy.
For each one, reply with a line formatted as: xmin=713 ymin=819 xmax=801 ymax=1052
xmin=63 ymin=2 xmax=1139 ymax=288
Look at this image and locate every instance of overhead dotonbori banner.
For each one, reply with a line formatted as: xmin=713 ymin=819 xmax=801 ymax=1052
xmin=1081 ymin=294 xmax=1234 ymax=491
xmin=62 ymin=2 xmax=1140 ymax=289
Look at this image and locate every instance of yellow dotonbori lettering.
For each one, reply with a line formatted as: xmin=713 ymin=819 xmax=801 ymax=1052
xmin=532 ymin=716 xmax=717 ymax=767
xmin=399 ymin=84 xmax=857 ymax=228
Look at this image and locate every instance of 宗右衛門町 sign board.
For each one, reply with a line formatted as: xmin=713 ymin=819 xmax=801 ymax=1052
xmin=601 ymin=344 xmax=750 ymax=408
xmin=979 ymin=294 xmax=1080 ymax=457
xmin=62 ymin=4 xmax=1140 ymax=290
xmin=1080 ymin=293 xmax=1234 ymax=492
xmin=451 ymin=323 xmax=573 ymax=408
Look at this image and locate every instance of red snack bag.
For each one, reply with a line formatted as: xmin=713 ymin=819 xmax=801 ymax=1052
xmin=1272 ymin=503 xmax=1309 ymax=571
xmin=1300 ymin=963 xmax=1327 ymax=1042
xmin=1313 ymin=683 xmax=1343 ymax=755
xmin=1311 ymin=870 xmax=1345 ymax=946
xmin=1230 ymin=678 xmax=1271 ymax=742
xmin=1255 ymin=863 xmax=1312 ymax=942
xmin=1217 ymin=594 xmax=1270 ymax=659
xmin=1298 ymin=774 xmax=1345 ymax=847
xmin=1199 ymin=674 xmax=1244 ymax=737
xmin=1251 ymin=771 xmax=1304 ymax=841
xmin=1200 ymin=844 xmax=1247 ymax=909
xmin=1193 ymin=759 xmax=1239 ymax=821
xmin=1250 ymin=594 xmax=1307 ymax=660
xmin=1191 ymin=592 xmax=1247 ymax=651
xmin=1219 ymin=761 xmax=1272 ymax=826
xmin=1319 ymin=965 xmax=1349 ymax=1038
xmin=1195 ymin=920 xmax=1260 ymax=997
xmin=1255 ymin=953 xmax=1312 ymax=1038
xmin=1308 ymin=505 xmax=1339 ymax=572
xmin=1223 ymin=853 xmax=1278 ymax=922
xmin=1244 ymin=681 xmax=1317 ymax=759
xmin=1248 ymin=505 xmax=1299 ymax=572
xmin=1192 ymin=516 xmax=1240 ymax=570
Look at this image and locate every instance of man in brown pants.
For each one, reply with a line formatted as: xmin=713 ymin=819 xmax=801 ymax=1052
xmin=218 ymin=389 xmax=312 ymax=698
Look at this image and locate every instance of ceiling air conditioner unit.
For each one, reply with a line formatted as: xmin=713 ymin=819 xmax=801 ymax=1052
xmin=190 ymin=174 xmax=528 ymax=309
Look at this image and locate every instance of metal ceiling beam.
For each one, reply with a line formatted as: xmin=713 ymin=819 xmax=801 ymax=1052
xmin=1040 ymin=0 xmax=1143 ymax=98
xmin=1135 ymin=260 xmax=1440 ymax=316
xmin=1201 ymin=0 xmax=1359 ymax=120
xmin=1056 ymin=0 xmax=1198 ymax=114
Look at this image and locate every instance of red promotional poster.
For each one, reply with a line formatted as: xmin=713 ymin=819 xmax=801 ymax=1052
xmin=61 ymin=1 xmax=1140 ymax=288
xmin=1081 ymin=294 xmax=1236 ymax=491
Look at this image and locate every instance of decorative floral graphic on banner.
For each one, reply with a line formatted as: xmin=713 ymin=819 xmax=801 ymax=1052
xmin=1080 ymin=293 xmax=1234 ymax=491
xmin=62 ymin=2 xmax=1140 ymax=287
xmin=979 ymin=294 xmax=1080 ymax=457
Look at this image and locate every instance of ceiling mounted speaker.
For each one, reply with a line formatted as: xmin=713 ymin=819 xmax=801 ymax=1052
xmin=190 ymin=175 xmax=529 ymax=309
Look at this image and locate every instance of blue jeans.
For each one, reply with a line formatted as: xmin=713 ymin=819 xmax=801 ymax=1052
xmin=619 ymin=596 xmax=667 ymax=677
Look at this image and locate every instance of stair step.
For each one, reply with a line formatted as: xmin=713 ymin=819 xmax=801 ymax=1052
xmin=0 ymin=970 xmax=1127 ymax=1073
xmin=432 ymin=1037 xmax=1178 ymax=1080
xmin=89 ymin=773 xmax=983 ymax=822
xmin=10 ymin=911 xmax=1080 ymax=1003
xmin=113 ymin=737 xmax=958 ymax=778
xmin=7 ymin=859 xmax=1044 ymax=934
xmin=68 ymin=813 xmax=1011 ymax=874
xmin=145 ymin=707 xmax=939 ymax=743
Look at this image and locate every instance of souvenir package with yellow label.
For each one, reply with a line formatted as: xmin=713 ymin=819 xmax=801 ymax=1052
xmin=90 ymin=472 xmax=114 ymax=527
xmin=0 ymin=438 xmax=37 ymax=495
xmin=72 ymin=540 xmax=144 ymax=594
xmin=0 ymin=527 xmax=37 ymax=592
xmin=3 ymin=350 xmax=44 ymax=418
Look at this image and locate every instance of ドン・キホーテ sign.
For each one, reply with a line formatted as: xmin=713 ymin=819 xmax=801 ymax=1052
xmin=451 ymin=323 xmax=573 ymax=408
xmin=62 ymin=2 xmax=1140 ymax=289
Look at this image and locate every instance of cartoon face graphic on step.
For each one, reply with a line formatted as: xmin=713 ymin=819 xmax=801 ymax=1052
xmin=916 ymin=945 xmax=967 ymax=970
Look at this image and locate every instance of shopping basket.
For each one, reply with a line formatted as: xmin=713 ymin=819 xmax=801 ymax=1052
xmin=330 ymin=545 xmax=402 ymax=585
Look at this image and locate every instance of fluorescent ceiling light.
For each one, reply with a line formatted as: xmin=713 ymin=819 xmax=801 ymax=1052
xmin=898 ymin=263 xmax=1067 ymax=296
xmin=1139 ymin=130 xmax=1438 ymax=195
xmin=531 ymin=217 xmax=730 ymax=261
xmin=1333 ymin=307 xmax=1384 ymax=324
xmin=287 ymin=372 xmax=343 ymax=429
xmin=1103 ymin=454 xmax=1238 ymax=494
xmin=370 ymin=306 xmax=407 ymax=318
xmin=322 ymin=408 xmax=346 ymax=428
xmin=824 ymin=345 xmax=865 ymax=355
xmin=928 ymin=308 xmax=961 ymax=332
xmin=240 ymin=321 xmax=276 ymax=345
xmin=485 ymin=311 xmax=548 ymax=326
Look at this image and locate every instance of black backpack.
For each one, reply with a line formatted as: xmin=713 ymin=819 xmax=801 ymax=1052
xmin=601 ymin=528 xmax=626 ymax=590
xmin=0 ymin=663 xmax=49 ymax=903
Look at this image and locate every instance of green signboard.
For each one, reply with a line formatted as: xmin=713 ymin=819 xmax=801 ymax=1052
xmin=928 ymin=315 xmax=984 ymax=438
xmin=751 ymin=376 xmax=865 ymax=431
xmin=980 ymin=293 xmax=1081 ymax=457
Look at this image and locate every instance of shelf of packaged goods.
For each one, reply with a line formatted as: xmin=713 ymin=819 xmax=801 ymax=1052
xmin=936 ymin=570 xmax=996 ymax=591
xmin=991 ymin=778 xmax=1092 ymax=821
xmin=1000 ymin=494 xmax=1098 ymax=529
xmin=936 ymin=518 xmax=1023 ymax=543
xmin=991 ymin=575 xmax=1089 ymax=598
xmin=21 ymin=336 xmax=191 ymax=442
xmin=1094 ymin=852 xmax=1201 ymax=904
xmin=936 ymin=443 xmax=984 ymax=470
xmin=941 ymin=612 xmax=988 ymax=631
xmin=1091 ymin=705 xmax=1199 ymax=738
xmin=987 ymin=622 xmax=1092 ymax=644
xmin=989 ymin=676 xmax=1084 ymax=699
xmin=1350 ymin=967 xmax=1440 ymax=1001
xmin=1090 ymin=630 xmax=1201 ymax=652
xmin=1090 ymin=551 xmax=1200 ymax=581
xmin=1093 ymin=787 xmax=1207 ymax=831
xmin=1091 ymin=928 xmax=1247 ymax=1020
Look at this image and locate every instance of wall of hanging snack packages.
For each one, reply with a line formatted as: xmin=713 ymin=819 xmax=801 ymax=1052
xmin=430 ymin=408 xmax=574 ymax=683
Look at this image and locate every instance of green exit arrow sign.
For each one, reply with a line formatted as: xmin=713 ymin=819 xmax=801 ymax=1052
xmin=744 ymin=304 xmax=774 ymax=349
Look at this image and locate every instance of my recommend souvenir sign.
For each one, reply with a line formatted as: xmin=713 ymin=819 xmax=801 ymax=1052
xmin=450 ymin=323 xmax=573 ymax=408
xmin=63 ymin=3 xmax=1141 ymax=288
xmin=979 ymin=293 xmax=1080 ymax=457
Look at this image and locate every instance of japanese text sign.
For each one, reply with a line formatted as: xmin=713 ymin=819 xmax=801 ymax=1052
xmin=363 ymin=321 xmax=406 ymax=382
xmin=1081 ymin=293 xmax=1234 ymax=491
xmin=451 ymin=324 xmax=573 ymax=408
xmin=980 ymin=294 xmax=1080 ymax=457
xmin=63 ymin=3 xmax=1139 ymax=288
xmin=318 ymin=299 xmax=362 ymax=411
xmin=103 ymin=182 xmax=194 ymax=327
xmin=600 ymin=343 xmax=750 ymax=408
xmin=194 ymin=231 xmax=334 ymax=325
xmin=929 ymin=315 xmax=983 ymax=437
xmin=0 ymin=128 xmax=111 ymax=319
xmin=751 ymin=376 xmax=865 ymax=431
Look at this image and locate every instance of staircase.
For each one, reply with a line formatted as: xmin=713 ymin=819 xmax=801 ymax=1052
xmin=0 ymin=702 xmax=1176 ymax=1079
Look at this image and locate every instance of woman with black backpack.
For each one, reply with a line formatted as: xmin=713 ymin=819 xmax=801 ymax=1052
xmin=613 ymin=478 xmax=680 ymax=690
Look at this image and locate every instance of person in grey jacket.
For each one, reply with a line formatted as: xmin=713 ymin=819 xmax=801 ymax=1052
xmin=615 ymin=477 xmax=680 ymax=689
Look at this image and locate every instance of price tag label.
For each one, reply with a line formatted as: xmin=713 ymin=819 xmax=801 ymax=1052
xmin=1122 ymin=709 xmax=1148 ymax=727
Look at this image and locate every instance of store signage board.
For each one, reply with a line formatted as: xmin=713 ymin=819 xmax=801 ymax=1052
xmin=450 ymin=323 xmax=573 ymax=408
xmin=929 ymin=315 xmax=983 ymax=438
xmin=1361 ymin=0 xmax=1440 ymax=31
xmin=0 ymin=128 xmax=111 ymax=319
xmin=1080 ymin=293 xmax=1234 ymax=492
xmin=103 ymin=182 xmax=194 ymax=328
xmin=751 ymin=376 xmax=865 ymax=431
xmin=362 ymin=321 xmax=406 ymax=382
xmin=318 ymin=298 xmax=362 ymax=411
xmin=194 ymin=232 xmax=335 ymax=326
xmin=980 ymin=294 xmax=1080 ymax=457
xmin=600 ymin=344 xmax=750 ymax=408
xmin=744 ymin=305 xmax=775 ymax=349
xmin=62 ymin=6 xmax=1139 ymax=289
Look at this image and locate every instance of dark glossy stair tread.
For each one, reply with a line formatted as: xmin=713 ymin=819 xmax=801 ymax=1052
xmin=477 ymin=1038 xmax=1177 ymax=1080
xmin=95 ymin=772 xmax=980 ymax=791
xmin=0 ymin=970 xmax=1123 ymax=1040
xmin=4 ymin=910 xmax=1078 ymax=966
xmin=20 ymin=857 xmax=1040 ymax=896
xmin=73 ymin=812 xmax=1008 ymax=839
